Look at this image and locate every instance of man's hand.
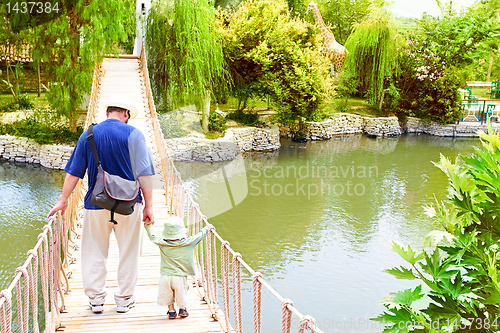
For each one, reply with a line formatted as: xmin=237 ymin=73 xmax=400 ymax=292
xmin=143 ymin=206 xmax=154 ymax=225
xmin=47 ymin=173 xmax=79 ymax=219
xmin=47 ymin=199 xmax=68 ymax=219
xmin=139 ymin=175 xmax=154 ymax=225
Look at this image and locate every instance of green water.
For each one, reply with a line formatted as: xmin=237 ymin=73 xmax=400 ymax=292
xmin=175 ymin=134 xmax=481 ymax=333
xmin=0 ymin=161 xmax=65 ymax=291
xmin=0 ymin=134 xmax=481 ymax=333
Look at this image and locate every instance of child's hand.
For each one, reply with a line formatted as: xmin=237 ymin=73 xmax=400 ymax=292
xmin=206 ymin=223 xmax=215 ymax=231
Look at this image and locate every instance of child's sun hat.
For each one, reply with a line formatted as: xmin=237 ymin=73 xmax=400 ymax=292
xmin=162 ymin=216 xmax=187 ymax=240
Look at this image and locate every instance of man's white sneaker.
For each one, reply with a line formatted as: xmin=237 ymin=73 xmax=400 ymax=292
xmin=89 ymin=303 xmax=104 ymax=314
xmin=116 ymin=299 xmax=136 ymax=313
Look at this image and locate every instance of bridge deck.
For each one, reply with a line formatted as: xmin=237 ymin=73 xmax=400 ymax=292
xmin=59 ymin=57 xmax=226 ymax=333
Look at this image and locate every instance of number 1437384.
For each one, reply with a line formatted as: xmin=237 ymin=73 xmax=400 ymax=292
xmin=5 ymin=2 xmax=59 ymax=14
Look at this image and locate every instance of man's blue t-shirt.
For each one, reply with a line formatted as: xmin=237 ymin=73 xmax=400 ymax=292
xmin=65 ymin=119 xmax=155 ymax=210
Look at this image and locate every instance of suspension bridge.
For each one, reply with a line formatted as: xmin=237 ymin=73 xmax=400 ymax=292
xmin=0 ymin=44 xmax=322 ymax=333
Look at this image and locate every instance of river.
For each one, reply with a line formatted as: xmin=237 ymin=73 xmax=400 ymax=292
xmin=0 ymin=161 xmax=65 ymax=292
xmin=0 ymin=134 xmax=480 ymax=333
xmin=174 ymin=134 xmax=480 ymax=333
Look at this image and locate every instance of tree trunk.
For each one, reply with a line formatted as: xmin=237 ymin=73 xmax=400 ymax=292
xmin=70 ymin=111 xmax=77 ymax=133
xmin=6 ymin=61 xmax=17 ymax=103
xmin=201 ymin=90 xmax=210 ymax=133
xmin=37 ymin=62 xmax=41 ymax=97
xmin=487 ymin=52 xmax=494 ymax=82
xmin=14 ymin=63 xmax=19 ymax=99
xmin=378 ymin=89 xmax=386 ymax=111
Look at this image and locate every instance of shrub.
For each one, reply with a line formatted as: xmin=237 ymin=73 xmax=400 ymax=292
xmin=158 ymin=111 xmax=190 ymax=139
xmin=208 ymin=110 xmax=227 ymax=133
xmin=0 ymin=108 xmax=82 ymax=144
xmin=385 ymin=36 xmax=462 ymax=124
xmin=0 ymin=101 xmax=19 ymax=112
xmin=226 ymin=109 xmax=261 ymax=126
xmin=218 ymin=0 xmax=331 ymax=134
xmin=374 ymin=128 xmax=500 ymax=332
xmin=0 ymin=94 xmax=35 ymax=112
xmin=17 ymin=94 xmax=35 ymax=109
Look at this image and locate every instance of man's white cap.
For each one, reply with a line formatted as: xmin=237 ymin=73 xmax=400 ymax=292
xmin=103 ymin=94 xmax=139 ymax=118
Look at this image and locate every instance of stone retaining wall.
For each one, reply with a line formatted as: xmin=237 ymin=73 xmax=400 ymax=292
xmin=405 ymin=117 xmax=496 ymax=137
xmin=225 ymin=126 xmax=280 ymax=151
xmin=306 ymin=113 xmax=400 ymax=139
xmin=1 ymin=115 xmax=496 ymax=167
xmin=0 ymin=135 xmax=73 ymax=169
xmin=165 ymin=125 xmax=280 ymax=162
xmin=165 ymin=139 xmax=240 ymax=163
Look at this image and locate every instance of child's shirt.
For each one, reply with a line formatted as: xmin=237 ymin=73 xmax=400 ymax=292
xmin=145 ymin=224 xmax=210 ymax=276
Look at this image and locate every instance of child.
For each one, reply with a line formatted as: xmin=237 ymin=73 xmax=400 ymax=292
xmin=145 ymin=215 xmax=212 ymax=319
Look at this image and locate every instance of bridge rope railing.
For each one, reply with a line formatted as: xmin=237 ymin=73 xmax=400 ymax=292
xmin=0 ymin=60 xmax=99 ymax=333
xmin=138 ymin=43 xmax=323 ymax=333
xmin=0 ymin=192 xmax=84 ymax=333
xmin=0 ymin=45 xmax=322 ymax=333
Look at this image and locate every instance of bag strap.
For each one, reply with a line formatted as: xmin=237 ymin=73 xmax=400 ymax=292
xmin=87 ymin=124 xmax=101 ymax=168
xmin=87 ymin=124 xmax=118 ymax=225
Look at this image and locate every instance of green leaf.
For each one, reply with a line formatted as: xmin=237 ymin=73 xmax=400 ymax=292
xmin=419 ymin=248 xmax=456 ymax=282
xmin=390 ymin=242 xmax=425 ymax=265
xmin=391 ymin=285 xmax=424 ymax=307
xmin=439 ymin=273 xmax=471 ymax=299
xmin=424 ymin=294 xmax=461 ymax=321
xmin=384 ymin=266 xmax=418 ymax=280
xmin=372 ymin=307 xmax=415 ymax=333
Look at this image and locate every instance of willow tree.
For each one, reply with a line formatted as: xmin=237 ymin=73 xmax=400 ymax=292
xmin=146 ymin=0 xmax=227 ymax=133
xmin=31 ymin=0 xmax=131 ymax=132
xmin=343 ymin=9 xmax=397 ymax=108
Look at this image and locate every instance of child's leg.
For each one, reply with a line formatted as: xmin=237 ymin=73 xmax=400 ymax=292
xmin=159 ymin=275 xmax=177 ymax=318
xmin=157 ymin=275 xmax=176 ymax=307
xmin=172 ymin=276 xmax=189 ymax=315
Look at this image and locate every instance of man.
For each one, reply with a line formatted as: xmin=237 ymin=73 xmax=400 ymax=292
xmin=48 ymin=101 xmax=155 ymax=314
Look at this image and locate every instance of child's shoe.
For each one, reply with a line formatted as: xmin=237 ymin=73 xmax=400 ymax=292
xmin=179 ymin=308 xmax=189 ymax=318
xmin=168 ymin=310 xmax=177 ymax=319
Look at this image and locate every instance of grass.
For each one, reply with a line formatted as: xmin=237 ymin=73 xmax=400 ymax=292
xmin=0 ymin=92 xmax=50 ymax=110
xmin=214 ymin=95 xmax=271 ymax=112
xmin=214 ymin=94 xmax=373 ymax=118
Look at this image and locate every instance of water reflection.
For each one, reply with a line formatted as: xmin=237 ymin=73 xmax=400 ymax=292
xmin=0 ymin=161 xmax=65 ymax=290
xmin=175 ymin=134 xmax=480 ymax=333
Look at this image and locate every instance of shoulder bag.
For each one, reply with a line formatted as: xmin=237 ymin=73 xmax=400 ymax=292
xmin=87 ymin=124 xmax=140 ymax=224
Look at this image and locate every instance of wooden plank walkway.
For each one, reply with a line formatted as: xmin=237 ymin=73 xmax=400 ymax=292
xmin=59 ymin=57 xmax=227 ymax=333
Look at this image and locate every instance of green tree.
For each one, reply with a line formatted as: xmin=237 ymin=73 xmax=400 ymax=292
xmin=385 ymin=35 xmax=463 ymax=124
xmin=0 ymin=12 xmax=33 ymax=103
xmin=146 ymin=0 xmax=228 ymax=133
xmin=315 ymin=0 xmax=384 ymax=45
xmin=418 ymin=4 xmax=499 ymax=68
xmin=119 ymin=0 xmax=138 ymax=54
xmin=374 ymin=127 xmax=500 ymax=332
xmin=31 ymin=0 xmax=130 ymax=132
xmin=343 ymin=8 xmax=397 ymax=108
xmin=219 ymin=0 xmax=331 ymax=134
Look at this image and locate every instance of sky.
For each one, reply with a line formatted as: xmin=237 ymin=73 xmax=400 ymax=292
xmin=390 ymin=0 xmax=479 ymax=17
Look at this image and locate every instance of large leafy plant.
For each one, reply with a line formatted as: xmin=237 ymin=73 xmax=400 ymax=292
xmin=374 ymin=127 xmax=500 ymax=332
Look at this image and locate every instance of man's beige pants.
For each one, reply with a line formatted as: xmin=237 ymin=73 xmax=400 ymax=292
xmin=82 ymin=204 xmax=142 ymax=306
